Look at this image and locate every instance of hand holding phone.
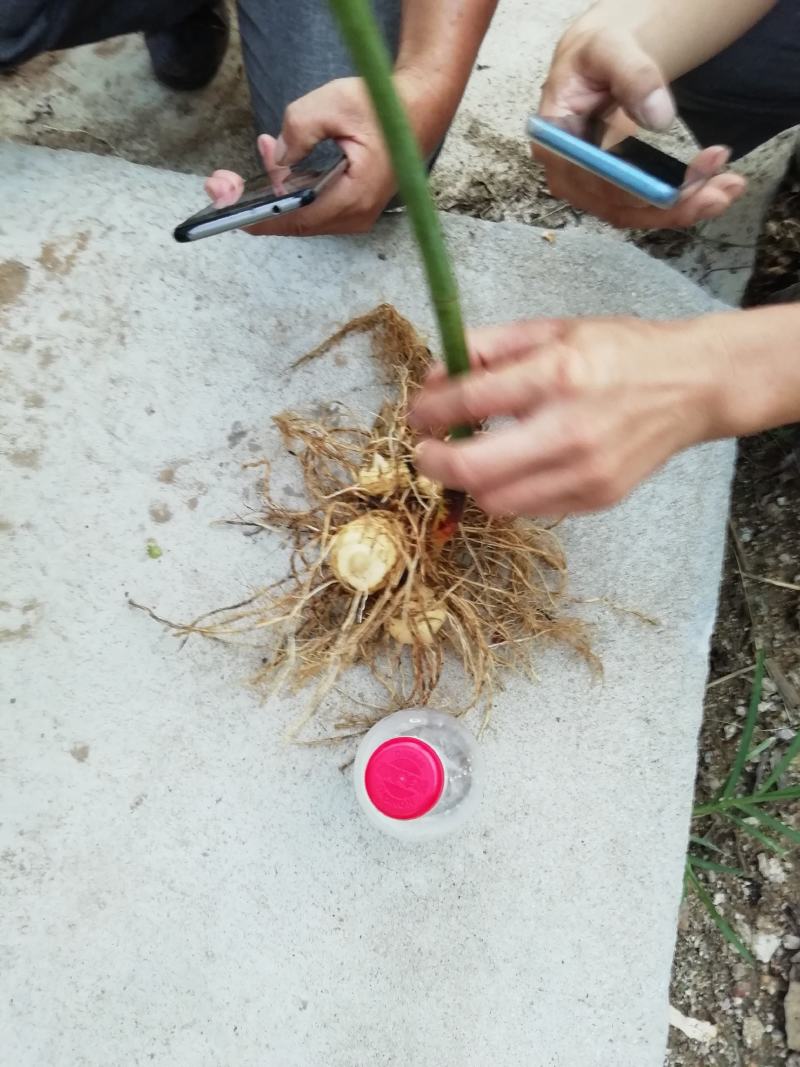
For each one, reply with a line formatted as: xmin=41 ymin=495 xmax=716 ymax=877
xmin=529 ymin=116 xmax=687 ymax=208
xmin=174 ymin=142 xmax=347 ymax=242
xmin=528 ymin=115 xmax=746 ymax=230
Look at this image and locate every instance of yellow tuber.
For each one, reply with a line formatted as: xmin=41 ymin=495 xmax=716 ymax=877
xmin=357 ymin=454 xmax=410 ymax=497
xmin=414 ymin=474 xmax=441 ymax=501
xmin=329 ymin=512 xmax=404 ymax=594
xmin=387 ymin=587 xmax=447 ymax=646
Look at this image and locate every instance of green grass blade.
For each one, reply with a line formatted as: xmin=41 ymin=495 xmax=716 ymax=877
xmin=687 ymin=855 xmax=748 ymax=878
xmin=752 ymin=785 xmax=800 ymax=802
xmin=759 ymin=730 xmax=800 ymax=793
xmin=722 ymin=649 xmax=766 ymax=799
xmin=733 ymin=803 xmax=800 ymax=846
xmin=724 ymin=813 xmax=788 ymax=856
xmin=746 ymin=737 xmax=776 ymax=762
xmin=688 ymin=834 xmax=723 ymax=854
xmin=695 ymin=784 xmax=800 ymax=817
xmin=685 ymin=864 xmax=755 ymax=964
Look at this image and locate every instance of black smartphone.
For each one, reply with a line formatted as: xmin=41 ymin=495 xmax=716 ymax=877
xmin=174 ymin=143 xmax=348 ymax=243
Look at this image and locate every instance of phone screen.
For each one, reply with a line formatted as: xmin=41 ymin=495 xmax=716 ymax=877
xmin=607 ymin=138 xmax=688 ymax=188
xmin=223 ymin=161 xmax=338 ymax=209
xmin=174 ymin=141 xmax=346 ymax=242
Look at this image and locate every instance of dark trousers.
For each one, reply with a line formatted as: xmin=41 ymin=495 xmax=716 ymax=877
xmin=0 ymin=0 xmax=401 ymax=137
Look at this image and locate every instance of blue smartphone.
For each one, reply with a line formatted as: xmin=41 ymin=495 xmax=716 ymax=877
xmin=528 ymin=116 xmax=688 ymax=208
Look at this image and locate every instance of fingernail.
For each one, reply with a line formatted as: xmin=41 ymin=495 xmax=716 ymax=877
xmin=636 ymin=88 xmax=675 ymax=131
xmin=710 ymin=146 xmax=731 ymax=171
xmin=274 ymin=135 xmax=288 ymax=166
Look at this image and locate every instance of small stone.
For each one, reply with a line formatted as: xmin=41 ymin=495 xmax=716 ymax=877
xmin=758 ymin=701 xmax=772 ymax=713
xmin=762 ymin=677 xmax=778 ymax=694
xmin=754 ymin=931 xmax=782 ymax=964
xmin=740 ymin=528 xmax=754 ymax=543
xmin=777 ymin=496 xmax=788 ymax=506
xmin=785 ymin=936 xmax=800 ymax=952
xmin=761 ymin=974 xmax=781 ymax=995
xmin=677 ymin=899 xmax=691 ymax=933
xmin=778 ymin=728 xmax=796 ymax=742
xmin=724 ymin=722 xmax=739 ymax=740
xmin=786 ymin=982 xmax=800 ymax=1051
xmin=779 ymin=553 xmax=793 ymax=565
xmin=669 ymin=1005 xmax=717 ymax=1044
xmin=757 ymin=853 xmax=787 ymax=884
xmin=792 ymin=951 xmax=800 ymax=965
xmin=743 ymin=1015 xmax=766 ymax=1049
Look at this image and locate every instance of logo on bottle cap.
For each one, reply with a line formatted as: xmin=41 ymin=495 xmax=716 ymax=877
xmin=364 ymin=737 xmax=445 ymax=820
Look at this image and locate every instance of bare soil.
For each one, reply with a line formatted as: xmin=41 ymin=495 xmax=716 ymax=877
xmin=667 ymin=159 xmax=800 ymax=1067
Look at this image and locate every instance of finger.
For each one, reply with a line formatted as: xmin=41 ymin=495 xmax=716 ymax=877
xmin=682 ymin=145 xmax=730 ymax=190
xmin=413 ymin=415 xmax=578 ymax=495
xmin=546 ymin=154 xmax=744 ymax=229
xmin=275 ymin=83 xmax=362 ymax=166
xmin=243 ymin=169 xmax=369 ymax=238
xmin=256 ymin=133 xmax=292 ymax=196
xmin=423 ymin=319 xmax=566 ymax=386
xmin=204 ymin=170 xmax=244 ymax=208
xmin=476 ymin=470 xmax=605 ymax=518
xmin=579 ymin=33 xmax=675 ymax=131
xmin=409 ymin=354 xmax=562 ymax=433
xmin=469 ymin=319 xmax=566 ymax=368
xmin=674 ymin=175 xmax=747 ymax=223
xmin=257 ymin=133 xmax=276 ymax=171
xmin=538 ymin=57 xmax=611 ymax=131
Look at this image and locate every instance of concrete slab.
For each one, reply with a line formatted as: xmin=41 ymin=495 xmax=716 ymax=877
xmin=1 ymin=144 xmax=734 ymax=1067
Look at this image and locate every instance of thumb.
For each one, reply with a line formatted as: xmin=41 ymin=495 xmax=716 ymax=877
xmin=580 ymin=33 xmax=675 ymax=131
xmin=273 ymin=89 xmax=349 ymax=166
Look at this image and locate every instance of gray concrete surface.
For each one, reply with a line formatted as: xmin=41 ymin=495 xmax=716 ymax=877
xmin=648 ymin=128 xmax=799 ymax=307
xmin=1 ymin=144 xmax=734 ymax=1066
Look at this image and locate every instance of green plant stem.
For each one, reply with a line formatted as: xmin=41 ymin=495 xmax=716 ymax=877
xmin=761 ymin=728 xmax=800 ymax=793
xmin=329 ymin=0 xmax=472 ymax=439
xmin=685 ymin=863 xmax=755 ymax=964
xmin=721 ymin=648 xmax=766 ymax=799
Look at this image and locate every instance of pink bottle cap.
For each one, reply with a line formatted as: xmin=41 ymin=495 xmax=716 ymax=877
xmin=364 ymin=737 xmax=445 ymax=821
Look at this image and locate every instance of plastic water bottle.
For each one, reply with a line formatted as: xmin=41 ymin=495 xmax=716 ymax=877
xmin=353 ymin=709 xmax=484 ymax=841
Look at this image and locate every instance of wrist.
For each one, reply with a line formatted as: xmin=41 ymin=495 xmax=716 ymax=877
xmin=705 ymin=307 xmax=800 ymax=439
xmin=393 ymin=65 xmax=462 ymax=157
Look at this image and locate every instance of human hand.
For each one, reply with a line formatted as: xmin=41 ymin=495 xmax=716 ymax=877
xmin=536 ymin=25 xmax=746 ymax=229
xmin=205 ymin=73 xmax=448 ymax=237
xmin=409 ymin=316 xmax=728 ymax=517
